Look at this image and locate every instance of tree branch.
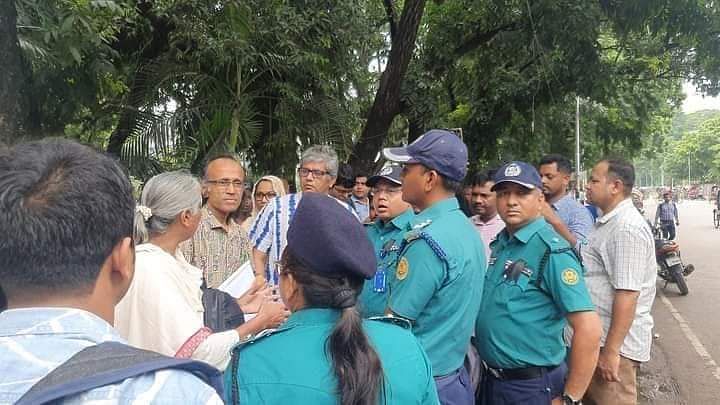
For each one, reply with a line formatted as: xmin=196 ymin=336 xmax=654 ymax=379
xmin=383 ymin=0 xmax=398 ymax=40
xmin=454 ymin=22 xmax=519 ymax=57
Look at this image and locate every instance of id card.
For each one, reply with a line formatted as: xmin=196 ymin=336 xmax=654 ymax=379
xmin=373 ymin=268 xmax=386 ymax=293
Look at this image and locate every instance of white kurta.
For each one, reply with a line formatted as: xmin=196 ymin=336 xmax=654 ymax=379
xmin=114 ymin=243 xmax=239 ymax=370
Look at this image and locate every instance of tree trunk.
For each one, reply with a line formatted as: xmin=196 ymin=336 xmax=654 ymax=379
xmin=348 ymin=0 xmax=427 ymax=173
xmin=0 ymin=0 xmax=33 ymax=145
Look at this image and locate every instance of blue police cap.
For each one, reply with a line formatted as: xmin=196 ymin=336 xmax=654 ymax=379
xmin=286 ymin=192 xmax=376 ymax=279
xmin=491 ymin=161 xmax=543 ymax=191
xmin=366 ymin=165 xmax=402 ymax=187
xmin=383 ymin=129 xmax=468 ymax=182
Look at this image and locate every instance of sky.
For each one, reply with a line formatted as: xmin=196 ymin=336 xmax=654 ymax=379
xmin=682 ymin=81 xmax=720 ymax=113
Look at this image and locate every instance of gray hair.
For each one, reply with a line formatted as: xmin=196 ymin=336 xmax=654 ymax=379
xmin=300 ymin=145 xmax=339 ymax=177
xmin=134 ymin=171 xmax=202 ymax=245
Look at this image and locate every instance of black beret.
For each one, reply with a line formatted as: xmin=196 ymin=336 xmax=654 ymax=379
xmin=286 ymin=192 xmax=376 ymax=279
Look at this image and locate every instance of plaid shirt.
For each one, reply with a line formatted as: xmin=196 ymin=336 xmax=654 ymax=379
xmin=181 ymin=206 xmax=250 ymax=288
xmin=581 ymin=199 xmax=656 ymax=362
xmin=655 ymin=201 xmax=678 ymax=223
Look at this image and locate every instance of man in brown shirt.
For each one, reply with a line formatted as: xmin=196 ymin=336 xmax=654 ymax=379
xmin=181 ymin=154 xmax=250 ymax=288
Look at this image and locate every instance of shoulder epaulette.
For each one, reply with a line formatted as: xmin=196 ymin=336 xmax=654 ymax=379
xmin=367 ymin=314 xmax=412 ymax=330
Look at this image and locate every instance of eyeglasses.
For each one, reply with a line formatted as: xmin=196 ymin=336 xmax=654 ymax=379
xmin=298 ymin=167 xmax=330 ymax=178
xmin=254 ymin=191 xmax=278 ymax=200
xmin=206 ymin=179 xmax=244 ymax=189
xmin=371 ymin=187 xmax=402 ymax=196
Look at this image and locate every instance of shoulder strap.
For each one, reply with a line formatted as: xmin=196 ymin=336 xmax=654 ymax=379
xmin=16 ymin=342 xmax=224 ymax=405
xmin=533 ymin=246 xmax=576 ymax=297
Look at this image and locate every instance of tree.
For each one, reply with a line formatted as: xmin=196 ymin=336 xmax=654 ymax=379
xmin=0 ymin=0 xmax=33 ymax=143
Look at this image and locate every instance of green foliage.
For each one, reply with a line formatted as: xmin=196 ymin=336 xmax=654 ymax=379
xmin=9 ymin=0 xmax=720 ymax=180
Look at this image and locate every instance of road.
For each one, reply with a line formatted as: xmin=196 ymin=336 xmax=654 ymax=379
xmin=639 ymin=199 xmax=720 ymax=404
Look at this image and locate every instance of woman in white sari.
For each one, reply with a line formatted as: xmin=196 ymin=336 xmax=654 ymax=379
xmin=115 ymin=171 xmax=288 ymax=371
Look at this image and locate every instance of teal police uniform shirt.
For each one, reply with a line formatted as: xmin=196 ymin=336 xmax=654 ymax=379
xmin=474 ymin=217 xmax=595 ymax=369
xmin=224 ymin=308 xmax=439 ymax=405
xmin=360 ymin=209 xmax=415 ymax=317
xmin=388 ymin=198 xmax=486 ymax=376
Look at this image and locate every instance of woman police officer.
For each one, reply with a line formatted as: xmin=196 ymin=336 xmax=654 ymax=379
xmin=224 ymin=192 xmax=439 ymax=404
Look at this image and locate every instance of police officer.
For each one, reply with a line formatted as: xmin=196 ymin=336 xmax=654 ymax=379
xmin=474 ymin=161 xmax=602 ymax=405
xmin=383 ymin=130 xmax=486 ymax=405
xmin=225 ymin=193 xmax=439 ymax=405
xmin=359 ymin=165 xmax=414 ymax=317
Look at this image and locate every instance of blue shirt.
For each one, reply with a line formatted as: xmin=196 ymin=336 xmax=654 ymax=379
xmin=225 ymin=308 xmax=439 ymax=404
xmin=351 ymin=195 xmax=370 ymax=222
xmin=0 ymin=307 xmax=223 ymax=404
xmin=360 ymin=209 xmax=415 ymax=317
xmin=655 ymin=201 xmax=678 ymax=222
xmin=475 ymin=218 xmax=595 ymax=369
xmin=552 ymin=193 xmax=594 ymax=250
xmin=389 ymin=198 xmax=486 ymax=376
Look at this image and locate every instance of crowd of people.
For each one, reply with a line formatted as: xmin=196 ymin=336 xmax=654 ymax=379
xmin=0 ymin=131 xmax=658 ymax=405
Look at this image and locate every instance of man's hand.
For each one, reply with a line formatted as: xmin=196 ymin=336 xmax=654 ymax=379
xmin=676 ymin=221 xmax=680 ymax=226
xmin=597 ymin=347 xmax=622 ymax=382
xmin=540 ymin=201 xmax=561 ymax=225
xmin=237 ymin=285 xmax=271 ymax=313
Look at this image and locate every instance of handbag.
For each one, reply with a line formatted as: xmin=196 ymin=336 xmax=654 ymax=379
xmin=200 ymin=280 xmax=245 ymax=332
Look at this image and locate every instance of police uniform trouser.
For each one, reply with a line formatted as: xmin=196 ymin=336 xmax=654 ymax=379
xmin=481 ymin=362 xmax=567 ymax=405
xmin=434 ymin=365 xmax=474 ymax=405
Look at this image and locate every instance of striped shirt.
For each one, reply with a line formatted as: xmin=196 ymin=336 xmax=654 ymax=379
xmin=249 ymin=193 xmax=358 ymax=284
xmin=181 ymin=206 xmax=251 ymax=288
xmin=0 ymin=307 xmax=222 ymax=404
xmin=581 ymin=199 xmax=656 ymax=362
xmin=655 ymin=201 xmax=678 ymax=223
xmin=249 ymin=193 xmax=303 ymax=285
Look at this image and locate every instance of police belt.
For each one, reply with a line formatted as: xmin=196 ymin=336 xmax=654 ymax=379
xmin=484 ymin=362 xmax=559 ymax=381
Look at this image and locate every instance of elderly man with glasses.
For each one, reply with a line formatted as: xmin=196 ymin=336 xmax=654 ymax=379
xmin=248 ymin=145 xmax=340 ymax=286
xmin=181 ymin=154 xmax=251 ymax=288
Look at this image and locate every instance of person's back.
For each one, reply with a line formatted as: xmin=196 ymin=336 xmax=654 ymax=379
xmin=0 ymin=139 xmax=222 ymax=404
xmin=228 ymin=310 xmax=437 ymax=404
xmin=0 ymin=308 xmax=221 ymax=404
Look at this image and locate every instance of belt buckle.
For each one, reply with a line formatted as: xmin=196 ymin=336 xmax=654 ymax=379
xmin=488 ymin=367 xmax=503 ymax=379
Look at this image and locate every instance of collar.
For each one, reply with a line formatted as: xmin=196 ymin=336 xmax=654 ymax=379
xmin=411 ymin=198 xmax=459 ymax=228
xmin=375 ymin=208 xmax=415 ymax=231
xmin=498 ymin=217 xmax=547 ymax=244
xmin=597 ymin=198 xmax=632 ymax=224
xmin=0 ymin=307 xmax=119 ymax=341
xmin=471 ymin=213 xmax=502 ymax=226
xmin=285 ymin=307 xmax=341 ymax=328
xmin=351 ymin=195 xmax=369 ymax=205
xmin=202 ymin=206 xmax=236 ymax=231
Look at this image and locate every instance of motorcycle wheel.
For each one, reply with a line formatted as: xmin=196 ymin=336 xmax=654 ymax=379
xmin=715 ymin=210 xmax=720 ymax=229
xmin=672 ymin=265 xmax=689 ymax=295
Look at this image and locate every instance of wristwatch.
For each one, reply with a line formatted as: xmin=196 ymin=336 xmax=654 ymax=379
xmin=562 ymin=393 xmax=582 ymax=405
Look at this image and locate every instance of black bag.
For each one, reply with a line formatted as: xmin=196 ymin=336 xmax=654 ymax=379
xmin=201 ymin=281 xmax=245 ymax=332
xmin=15 ymin=341 xmax=224 ymax=404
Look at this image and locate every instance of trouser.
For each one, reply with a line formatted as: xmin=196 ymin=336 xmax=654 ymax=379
xmin=660 ymin=220 xmax=676 ymax=240
xmin=480 ymin=362 xmax=568 ymax=405
xmin=435 ymin=365 xmax=474 ymax=405
xmin=583 ymin=356 xmax=640 ymax=405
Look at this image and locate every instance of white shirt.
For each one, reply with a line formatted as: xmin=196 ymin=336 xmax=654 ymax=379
xmin=581 ymin=199 xmax=656 ymax=362
xmin=114 ymin=244 xmax=239 ymax=370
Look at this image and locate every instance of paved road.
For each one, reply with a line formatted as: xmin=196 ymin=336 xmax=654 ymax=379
xmin=639 ymin=199 xmax=720 ymax=404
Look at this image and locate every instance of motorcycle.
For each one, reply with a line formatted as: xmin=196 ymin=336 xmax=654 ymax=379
xmin=654 ymin=226 xmax=694 ymax=296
